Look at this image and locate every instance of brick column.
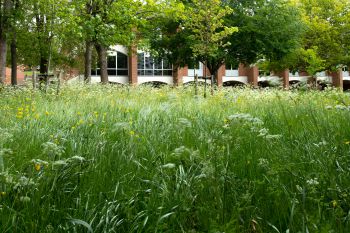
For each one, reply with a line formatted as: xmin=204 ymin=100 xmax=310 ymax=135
xmin=277 ymin=69 xmax=289 ymax=89
xmin=238 ymin=63 xmax=258 ymax=87
xmin=247 ymin=66 xmax=259 ymax=87
xmin=128 ymin=46 xmax=138 ymax=85
xmin=216 ymin=64 xmax=225 ymax=87
xmin=330 ymin=69 xmax=343 ymax=89
xmin=173 ymin=65 xmax=185 ymax=86
xmin=238 ymin=63 xmax=248 ymax=76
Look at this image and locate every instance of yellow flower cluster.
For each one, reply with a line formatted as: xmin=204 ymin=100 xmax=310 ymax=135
xmin=16 ymin=105 xmax=36 ymax=119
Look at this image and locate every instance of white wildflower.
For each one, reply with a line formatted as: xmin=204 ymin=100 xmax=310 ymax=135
xmin=0 ymin=148 xmax=13 ymax=157
xmin=313 ymin=140 xmax=328 ymax=147
xmin=306 ymin=178 xmax=319 ymax=186
xmin=0 ymin=129 xmax=13 ymax=144
xmin=335 ymin=105 xmax=347 ymax=110
xmin=52 ymin=160 xmax=68 ymax=167
xmin=31 ymin=159 xmax=49 ymax=166
xmin=265 ymin=134 xmax=282 ymax=139
xmin=258 ymin=158 xmax=269 ymax=168
xmin=227 ymin=113 xmax=264 ymax=126
xmin=173 ymin=146 xmax=187 ymax=156
xmin=19 ymin=196 xmax=31 ymax=203
xmin=258 ymin=128 xmax=269 ymax=137
xmin=42 ymin=141 xmax=65 ymax=160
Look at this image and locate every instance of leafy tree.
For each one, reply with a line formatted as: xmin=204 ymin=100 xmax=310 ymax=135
xmin=181 ymin=0 xmax=237 ymax=81
xmin=295 ymin=0 xmax=350 ymax=72
xmin=226 ymin=0 xmax=303 ymax=71
xmin=14 ymin=0 xmax=74 ymax=76
xmin=70 ymin=0 xmax=178 ymax=83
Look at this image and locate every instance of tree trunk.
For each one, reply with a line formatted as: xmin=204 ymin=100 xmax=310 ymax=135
xmin=32 ymin=66 xmax=36 ymax=89
xmin=10 ymin=31 xmax=17 ymax=86
xmin=0 ymin=0 xmax=12 ymax=84
xmin=204 ymin=60 xmax=207 ymax=98
xmin=39 ymin=57 xmax=48 ymax=89
xmin=84 ymin=40 xmax=93 ymax=83
xmin=0 ymin=33 xmax=7 ymax=84
xmin=95 ymin=43 xmax=108 ymax=84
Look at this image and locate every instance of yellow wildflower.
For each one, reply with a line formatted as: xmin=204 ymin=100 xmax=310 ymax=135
xmin=129 ymin=130 xmax=135 ymax=136
xmin=332 ymin=200 xmax=337 ymax=208
xmin=34 ymin=163 xmax=41 ymax=171
xmin=45 ymin=111 xmax=50 ymax=116
xmin=16 ymin=111 xmax=24 ymax=119
xmin=345 ymin=141 xmax=350 ymax=145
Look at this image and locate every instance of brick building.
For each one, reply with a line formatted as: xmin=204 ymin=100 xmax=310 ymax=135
xmin=89 ymin=45 xmax=348 ymax=90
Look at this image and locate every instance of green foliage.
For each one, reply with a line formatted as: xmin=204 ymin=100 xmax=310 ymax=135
xmin=226 ymin=0 xmax=304 ymax=67
xmin=296 ymin=0 xmax=350 ymax=70
xmin=181 ymin=0 xmax=237 ymax=59
xmin=181 ymin=0 xmax=237 ymax=74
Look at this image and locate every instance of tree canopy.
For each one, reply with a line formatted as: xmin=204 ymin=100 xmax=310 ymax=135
xmin=1 ymin=0 xmax=350 ymax=85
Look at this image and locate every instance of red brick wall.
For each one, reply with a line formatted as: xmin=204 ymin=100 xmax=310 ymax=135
xmin=173 ymin=65 xmax=184 ymax=86
xmin=4 ymin=67 xmax=25 ymax=85
xmin=217 ymin=64 xmax=225 ymax=87
xmin=330 ymin=69 xmax=343 ymax=89
xmin=276 ymin=69 xmax=289 ymax=89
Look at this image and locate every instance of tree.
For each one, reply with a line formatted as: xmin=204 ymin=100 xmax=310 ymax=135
xmin=295 ymin=0 xmax=350 ymax=72
xmin=14 ymin=0 xmax=74 ymax=75
xmin=181 ymin=0 xmax=237 ymax=81
xmin=226 ymin=0 xmax=304 ymax=71
xmin=71 ymin=0 xmax=161 ymax=84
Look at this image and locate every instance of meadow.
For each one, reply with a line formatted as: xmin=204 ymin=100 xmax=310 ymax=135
xmin=0 ymin=85 xmax=350 ymax=233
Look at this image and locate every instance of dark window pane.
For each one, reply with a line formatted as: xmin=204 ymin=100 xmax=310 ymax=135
xmin=91 ymin=69 xmax=96 ymax=75
xmin=163 ymin=70 xmax=173 ymax=76
xmin=154 ymin=70 xmax=162 ymax=76
xmin=226 ymin=61 xmax=239 ymax=70
xmin=117 ymin=70 xmax=128 ymax=76
xmin=154 ymin=59 xmax=162 ymax=69
xmin=137 ymin=53 xmax=144 ymax=69
xmin=97 ymin=69 xmax=101 ymax=75
xmin=163 ymin=59 xmax=171 ymax=69
xmin=145 ymin=70 xmax=153 ymax=76
xmin=145 ymin=56 xmax=153 ymax=69
xmin=107 ymin=56 xmax=116 ymax=69
xmin=117 ymin=53 xmax=128 ymax=69
xmin=108 ymin=69 xmax=116 ymax=76
xmin=138 ymin=70 xmax=144 ymax=76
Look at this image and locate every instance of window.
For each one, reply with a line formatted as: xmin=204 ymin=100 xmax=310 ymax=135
xmin=225 ymin=62 xmax=239 ymax=77
xmin=137 ymin=53 xmax=172 ymax=76
xmin=188 ymin=62 xmax=203 ymax=77
xmin=91 ymin=52 xmax=129 ymax=76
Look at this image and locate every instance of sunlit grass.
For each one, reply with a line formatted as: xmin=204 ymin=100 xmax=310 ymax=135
xmin=0 ymin=85 xmax=350 ymax=232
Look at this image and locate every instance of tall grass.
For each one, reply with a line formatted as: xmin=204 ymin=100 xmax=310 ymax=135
xmin=0 ymin=85 xmax=350 ymax=232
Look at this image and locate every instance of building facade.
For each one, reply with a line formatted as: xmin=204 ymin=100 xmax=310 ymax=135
xmin=90 ymin=45 xmax=349 ymax=90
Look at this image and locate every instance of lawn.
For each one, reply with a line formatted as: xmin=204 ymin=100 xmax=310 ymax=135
xmin=0 ymin=85 xmax=350 ymax=232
